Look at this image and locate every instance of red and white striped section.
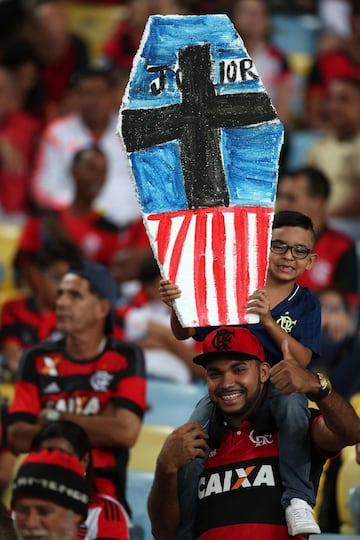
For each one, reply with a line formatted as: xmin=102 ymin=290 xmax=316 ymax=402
xmin=146 ymin=206 xmax=273 ymax=327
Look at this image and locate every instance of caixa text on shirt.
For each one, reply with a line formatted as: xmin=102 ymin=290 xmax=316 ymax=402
xmin=147 ymin=57 xmax=259 ymax=95
xmin=198 ymin=464 xmax=276 ymax=499
xmin=44 ymin=396 xmax=101 ymax=415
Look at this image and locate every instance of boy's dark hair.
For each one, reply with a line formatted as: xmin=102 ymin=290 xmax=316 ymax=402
xmin=332 ymin=76 xmax=360 ymax=95
xmin=282 ymin=166 xmax=330 ymax=200
xmin=31 ymin=420 xmax=96 ymax=493
xmin=72 ymin=144 xmax=105 ymax=168
xmin=71 ymin=65 xmax=115 ymax=89
xmin=273 ymin=210 xmax=316 ymax=246
xmin=35 ymin=238 xmax=83 ymax=269
xmin=315 ymin=286 xmax=350 ymax=313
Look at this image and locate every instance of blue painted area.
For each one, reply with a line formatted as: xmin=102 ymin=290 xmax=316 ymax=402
xmin=129 ymin=141 xmax=188 ymax=213
xmin=124 ymin=14 xmax=264 ymax=109
xmin=121 ymin=14 xmax=283 ymax=215
xmin=223 ymin=122 xmax=283 ymax=207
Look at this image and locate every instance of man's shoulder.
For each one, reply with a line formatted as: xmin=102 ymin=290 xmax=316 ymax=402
xmin=106 ymin=337 xmax=145 ymax=363
xmin=275 ymin=284 xmax=319 ymax=310
xmin=43 ymin=114 xmax=84 ymax=139
xmin=23 ymin=338 xmax=65 ymax=358
xmin=317 ymin=226 xmax=354 ymax=249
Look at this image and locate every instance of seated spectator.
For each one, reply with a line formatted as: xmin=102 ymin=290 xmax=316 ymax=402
xmin=0 ymin=239 xmax=83 ymax=381
xmin=276 ymin=166 xmax=358 ymax=300
xmin=231 ymin=0 xmax=293 ymax=127
xmin=310 ymin=285 xmax=360 ymax=533
xmin=1 ymin=40 xmax=45 ymax=122
xmin=0 ymin=67 xmax=40 ymax=217
xmin=111 ymin=246 xmax=152 ymax=309
xmin=6 ymin=261 xmax=147 ymax=512
xmin=305 ymin=76 xmax=360 ymax=239
xmin=17 ymin=145 xmax=149 ymax=268
xmin=27 ymin=0 xmax=89 ymax=122
xmin=31 ymin=66 xmax=141 ymax=228
xmin=101 ymin=0 xmax=156 ymax=71
xmin=11 ymin=448 xmax=89 ymax=540
xmin=306 ymin=1 xmax=360 ymax=129
xmin=31 ymin=420 xmax=130 ymax=540
xmin=118 ymin=253 xmax=204 ymax=382
xmin=311 ymin=286 xmax=360 ymax=400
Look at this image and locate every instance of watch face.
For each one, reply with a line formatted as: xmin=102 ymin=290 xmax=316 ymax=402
xmin=46 ymin=409 xmax=60 ymax=421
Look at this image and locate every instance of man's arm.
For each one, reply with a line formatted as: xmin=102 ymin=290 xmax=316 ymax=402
xmin=270 ymin=340 xmax=360 ymax=452
xmin=7 ymin=422 xmax=41 ymax=454
xmin=148 ymin=423 xmax=208 ymax=540
xmin=55 ymin=405 xmax=142 ymax=448
xmin=7 ymin=405 xmax=142 ymax=454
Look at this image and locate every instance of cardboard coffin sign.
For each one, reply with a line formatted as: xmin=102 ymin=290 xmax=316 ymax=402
xmin=118 ymin=14 xmax=283 ymax=327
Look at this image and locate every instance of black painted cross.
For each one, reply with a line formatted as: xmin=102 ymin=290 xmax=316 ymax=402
xmin=121 ymin=43 xmax=277 ymax=210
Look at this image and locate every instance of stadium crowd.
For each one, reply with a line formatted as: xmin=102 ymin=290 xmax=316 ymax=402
xmin=0 ymin=0 xmax=360 ymax=538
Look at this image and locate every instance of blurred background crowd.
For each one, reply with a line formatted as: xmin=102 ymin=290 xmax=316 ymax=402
xmin=1 ymin=0 xmax=360 ymax=536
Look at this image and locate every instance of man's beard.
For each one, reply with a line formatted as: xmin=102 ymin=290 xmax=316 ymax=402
xmin=15 ymin=510 xmax=77 ymax=540
xmin=14 ymin=528 xmax=51 ymax=540
xmin=221 ymin=376 xmax=263 ymax=421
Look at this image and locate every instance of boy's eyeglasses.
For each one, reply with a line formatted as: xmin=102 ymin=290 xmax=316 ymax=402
xmin=270 ymin=240 xmax=311 ymax=260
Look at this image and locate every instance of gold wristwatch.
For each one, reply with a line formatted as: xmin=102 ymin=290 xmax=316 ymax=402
xmin=306 ymin=373 xmax=332 ymax=401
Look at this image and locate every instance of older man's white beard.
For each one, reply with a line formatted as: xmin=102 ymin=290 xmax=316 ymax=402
xmin=14 ymin=528 xmax=51 ymax=540
xmin=15 ymin=510 xmax=77 ymax=540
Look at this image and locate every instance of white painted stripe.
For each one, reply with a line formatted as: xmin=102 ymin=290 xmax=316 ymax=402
xmin=224 ymin=211 xmax=237 ymax=324
xmin=205 ymin=212 xmax=218 ymax=326
xmin=175 ymin=214 xmax=198 ymax=327
xmin=246 ymin=212 xmax=260 ymax=324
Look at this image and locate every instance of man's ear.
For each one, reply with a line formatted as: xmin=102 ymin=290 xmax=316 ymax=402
xmin=98 ymin=298 xmax=111 ymax=320
xmin=260 ymin=362 xmax=271 ymax=383
xmin=306 ymin=252 xmax=318 ymax=270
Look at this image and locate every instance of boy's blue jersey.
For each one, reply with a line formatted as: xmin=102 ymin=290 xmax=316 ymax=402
xmin=194 ymin=284 xmax=321 ymax=366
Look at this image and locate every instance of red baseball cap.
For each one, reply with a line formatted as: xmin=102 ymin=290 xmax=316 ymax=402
xmin=193 ymin=327 xmax=265 ymax=367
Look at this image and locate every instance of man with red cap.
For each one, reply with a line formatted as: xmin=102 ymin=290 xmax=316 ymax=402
xmin=11 ymin=448 xmax=89 ymax=540
xmin=148 ymin=326 xmax=360 ymax=540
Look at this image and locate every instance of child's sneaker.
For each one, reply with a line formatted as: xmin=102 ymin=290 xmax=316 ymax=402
xmin=285 ymin=498 xmax=321 ymax=536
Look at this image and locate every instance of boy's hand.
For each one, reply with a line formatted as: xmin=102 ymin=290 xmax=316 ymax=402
xmin=159 ymin=279 xmax=181 ymax=307
xmin=246 ymin=288 xmax=272 ymax=326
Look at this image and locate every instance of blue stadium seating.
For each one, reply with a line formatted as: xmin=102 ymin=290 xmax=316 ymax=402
xmin=127 ymin=470 xmax=154 ymax=540
xmin=270 ymin=14 xmax=321 ymax=56
xmin=309 ymin=535 xmax=360 ymax=539
xmin=145 ymin=379 xmax=206 ymax=426
xmin=285 ymin=129 xmax=323 ymax=171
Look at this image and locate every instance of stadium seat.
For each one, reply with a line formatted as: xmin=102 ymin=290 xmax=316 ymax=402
xmin=65 ymin=2 xmax=126 ymax=61
xmin=270 ymin=14 xmax=321 ymax=56
xmin=0 ymin=223 xmax=21 ymax=291
xmin=145 ymin=379 xmax=205 ymax=426
xmin=127 ymin=423 xmax=175 ymax=540
xmin=129 ymin=423 xmax=173 ymax=472
xmin=336 ymin=454 xmax=360 ymax=534
xmin=127 ymin=470 xmax=154 ymax=540
xmin=348 ymin=486 xmax=360 ymax=534
xmin=309 ymin=533 xmax=359 ymax=540
xmin=285 ymin=129 xmax=323 ymax=171
xmin=0 ymin=383 xmax=14 ymax=404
